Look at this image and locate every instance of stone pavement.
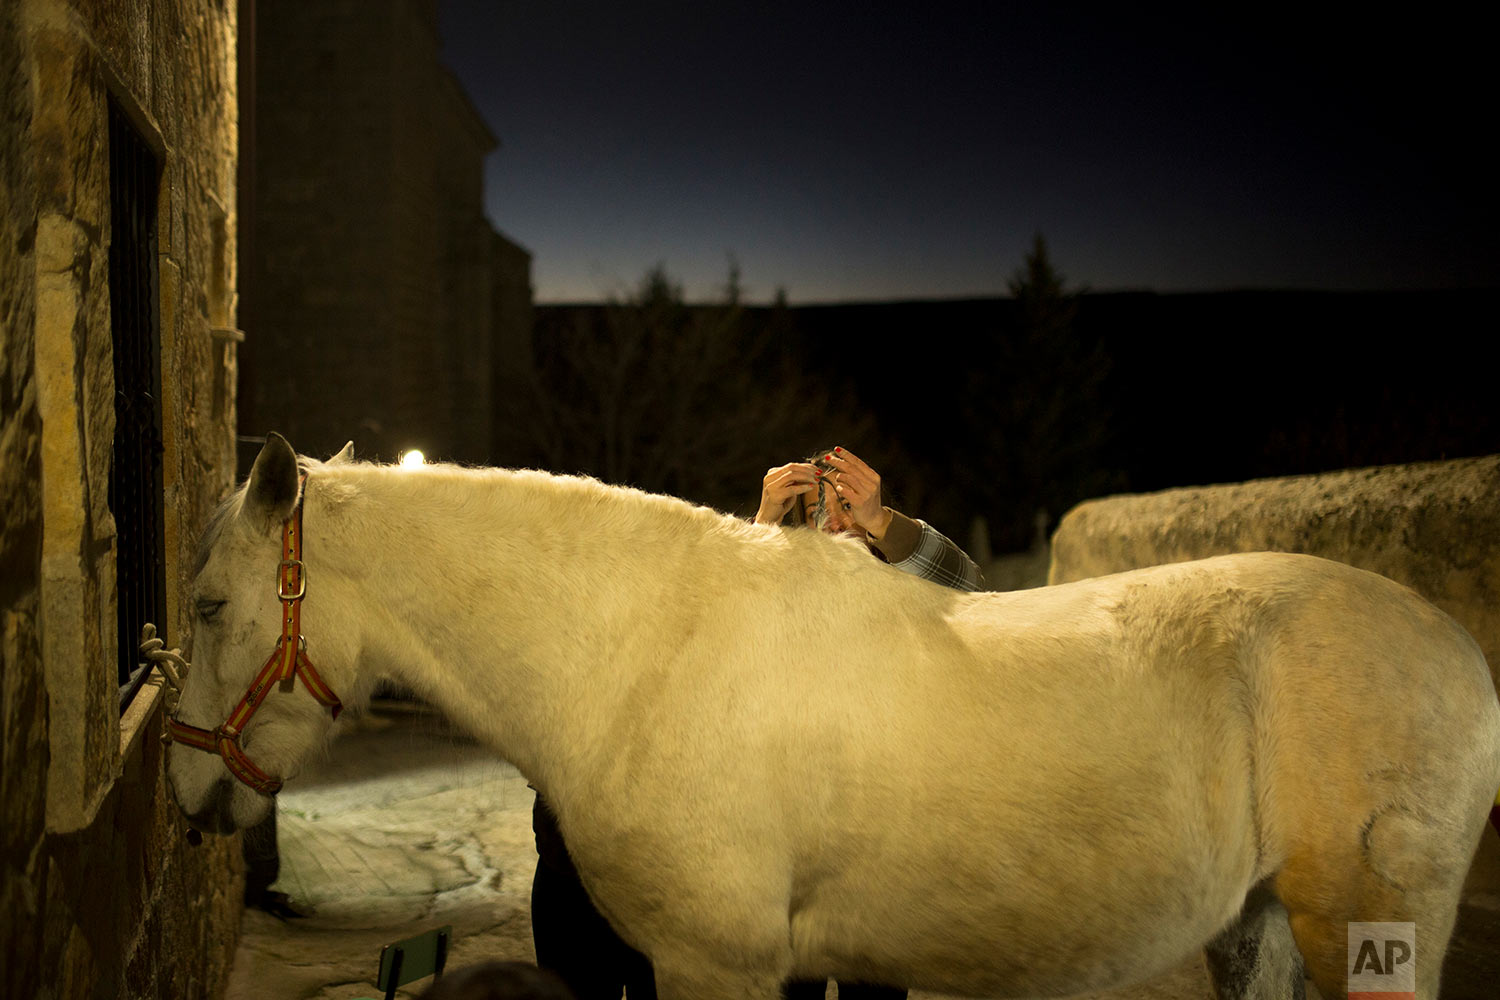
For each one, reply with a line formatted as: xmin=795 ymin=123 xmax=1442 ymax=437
xmin=225 ymin=703 xmax=538 ymax=999
xmin=225 ymin=704 xmax=1500 ymax=1000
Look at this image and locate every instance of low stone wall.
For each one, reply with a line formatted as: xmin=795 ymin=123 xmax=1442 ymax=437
xmin=1049 ymin=454 xmax=1500 ymax=894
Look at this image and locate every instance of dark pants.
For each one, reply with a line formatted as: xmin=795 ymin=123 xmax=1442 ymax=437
xmin=784 ymin=981 xmax=907 ymax=1000
xmin=532 ymin=798 xmax=658 ymax=1000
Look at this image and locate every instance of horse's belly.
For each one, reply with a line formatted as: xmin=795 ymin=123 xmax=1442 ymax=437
xmin=798 ymin=835 xmax=1246 ymax=995
xmin=790 ymin=712 xmax=1260 ymax=994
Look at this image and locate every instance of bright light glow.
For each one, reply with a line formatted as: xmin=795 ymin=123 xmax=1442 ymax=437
xmin=399 ymin=449 xmax=426 ymax=468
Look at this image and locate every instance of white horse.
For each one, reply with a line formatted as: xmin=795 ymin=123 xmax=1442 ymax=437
xmin=168 ymin=436 xmax=1500 ymax=1000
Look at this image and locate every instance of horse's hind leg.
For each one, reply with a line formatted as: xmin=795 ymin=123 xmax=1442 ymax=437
xmin=1275 ymin=802 xmax=1474 ymax=1000
xmin=1280 ymin=891 xmax=1455 ymax=1000
xmin=1203 ymin=882 xmax=1305 ymax=1000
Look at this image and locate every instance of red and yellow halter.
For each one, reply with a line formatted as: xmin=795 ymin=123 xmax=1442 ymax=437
xmin=165 ymin=492 xmax=342 ymax=795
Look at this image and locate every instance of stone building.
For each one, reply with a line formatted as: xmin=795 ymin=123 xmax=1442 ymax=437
xmin=238 ymin=0 xmax=532 ymax=469
xmin=2 ymin=0 xmax=244 ymax=996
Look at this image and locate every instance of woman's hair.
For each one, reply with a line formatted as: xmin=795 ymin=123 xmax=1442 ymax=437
xmin=784 ymin=448 xmax=891 ymax=529
xmin=785 ymin=449 xmax=838 ymax=528
xmin=786 ymin=452 xmax=846 ymax=530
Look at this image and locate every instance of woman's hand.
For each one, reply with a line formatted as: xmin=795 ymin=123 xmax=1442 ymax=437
xmin=754 ymin=462 xmax=819 ymax=524
xmin=822 ymin=448 xmax=894 ymax=538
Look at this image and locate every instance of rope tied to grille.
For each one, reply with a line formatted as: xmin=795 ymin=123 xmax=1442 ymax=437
xmin=139 ymin=623 xmax=190 ymax=714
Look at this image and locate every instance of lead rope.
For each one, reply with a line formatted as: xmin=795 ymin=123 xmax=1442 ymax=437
xmin=138 ymin=623 xmax=190 ymax=717
xmin=139 ymin=624 xmax=207 ymax=845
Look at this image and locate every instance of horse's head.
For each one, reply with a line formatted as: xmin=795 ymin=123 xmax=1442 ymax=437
xmin=167 ymin=433 xmax=355 ymax=833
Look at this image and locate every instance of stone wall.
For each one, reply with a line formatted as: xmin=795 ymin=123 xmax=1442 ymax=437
xmin=1 ymin=0 xmax=244 ymax=996
xmin=1049 ymin=455 xmax=1500 ymax=894
xmin=240 ymin=0 xmax=531 ymax=468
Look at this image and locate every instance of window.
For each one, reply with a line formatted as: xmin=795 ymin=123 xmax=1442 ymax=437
xmin=107 ymin=98 xmax=165 ymax=711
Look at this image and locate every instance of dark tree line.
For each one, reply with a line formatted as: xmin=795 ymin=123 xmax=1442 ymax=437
xmin=495 ymin=240 xmax=1122 ymax=551
xmin=495 ymin=247 xmax=1496 ymax=555
xmin=493 ymin=264 xmax=875 ymax=517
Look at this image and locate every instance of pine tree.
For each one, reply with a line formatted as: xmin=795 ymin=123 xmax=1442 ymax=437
xmin=955 ymin=235 xmax=1120 ymax=553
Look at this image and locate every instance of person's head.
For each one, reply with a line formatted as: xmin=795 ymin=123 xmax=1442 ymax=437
xmin=786 ymin=450 xmax=864 ymax=537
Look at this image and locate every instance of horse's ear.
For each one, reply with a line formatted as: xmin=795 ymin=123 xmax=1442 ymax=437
xmin=244 ymin=433 xmax=301 ymax=529
xmin=329 ymin=441 xmax=355 ymax=465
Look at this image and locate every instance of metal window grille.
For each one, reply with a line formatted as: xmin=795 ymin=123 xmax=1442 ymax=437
xmin=108 ymin=99 xmax=166 ymax=711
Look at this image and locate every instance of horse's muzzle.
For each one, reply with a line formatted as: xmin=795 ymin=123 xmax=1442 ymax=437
xmin=183 ymin=779 xmax=241 ymax=836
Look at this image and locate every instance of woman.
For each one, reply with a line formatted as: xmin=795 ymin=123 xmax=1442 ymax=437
xmin=531 ymin=447 xmax=981 ymax=1000
xmin=757 ymin=447 xmax=983 ymax=1000
xmin=754 ymin=447 xmax=983 ymax=593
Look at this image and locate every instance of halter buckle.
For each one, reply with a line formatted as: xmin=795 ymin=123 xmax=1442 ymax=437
xmin=278 ymin=559 xmax=306 ymax=600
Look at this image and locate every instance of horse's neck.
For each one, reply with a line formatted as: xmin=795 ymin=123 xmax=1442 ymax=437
xmin=311 ymin=467 xmax=708 ymax=783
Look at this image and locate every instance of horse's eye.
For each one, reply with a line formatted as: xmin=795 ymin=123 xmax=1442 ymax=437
xmin=196 ymin=599 xmax=226 ymax=623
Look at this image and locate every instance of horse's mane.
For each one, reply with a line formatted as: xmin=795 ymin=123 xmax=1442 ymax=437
xmin=324 ymin=459 xmax=755 ymax=540
xmin=197 ymin=451 xmax=882 ymax=583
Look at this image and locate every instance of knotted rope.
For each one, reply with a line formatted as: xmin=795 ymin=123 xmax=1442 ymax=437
xmin=139 ymin=624 xmax=209 ymax=844
xmin=138 ymin=623 xmax=190 ymax=715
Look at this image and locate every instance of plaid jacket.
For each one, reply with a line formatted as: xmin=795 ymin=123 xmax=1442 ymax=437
xmin=883 ymin=519 xmax=984 ymax=591
xmin=872 ymin=509 xmax=984 ymax=591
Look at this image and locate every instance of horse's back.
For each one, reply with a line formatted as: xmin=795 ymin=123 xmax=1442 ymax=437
xmin=1188 ymin=553 xmax=1500 ymax=834
xmin=1002 ymin=549 xmax=1497 ymax=729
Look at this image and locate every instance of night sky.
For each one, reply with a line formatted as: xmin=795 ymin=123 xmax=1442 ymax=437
xmin=438 ymin=3 xmax=1494 ymax=304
